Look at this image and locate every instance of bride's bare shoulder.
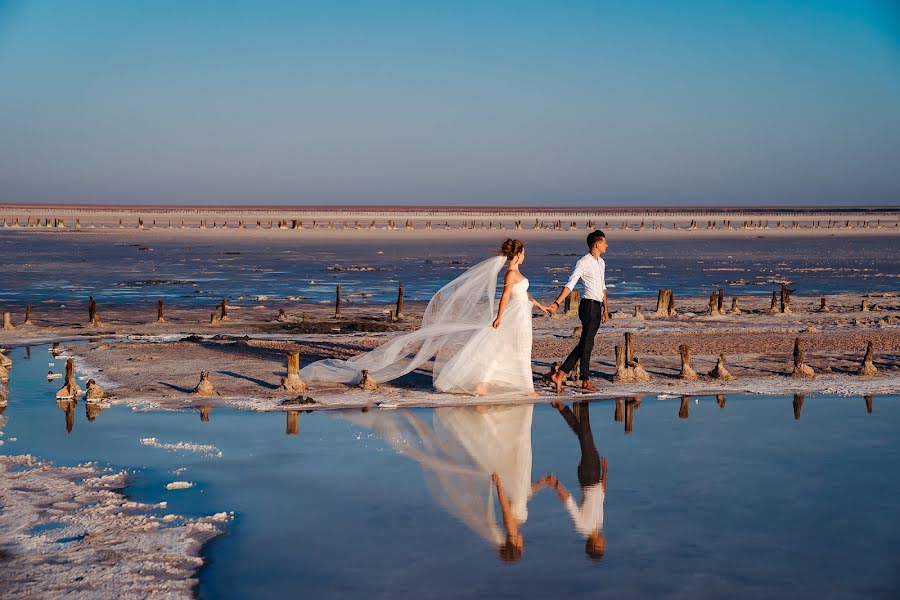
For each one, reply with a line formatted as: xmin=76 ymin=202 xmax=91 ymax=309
xmin=504 ymin=270 xmax=525 ymax=286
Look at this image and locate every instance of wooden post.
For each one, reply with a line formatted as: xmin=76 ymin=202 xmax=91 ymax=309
xmin=23 ymin=305 xmax=33 ymax=326
xmin=395 ymin=281 xmax=404 ymax=320
xmin=157 ymin=299 xmax=166 ymax=323
xmin=335 ymin=285 xmax=342 ymax=318
xmin=279 ymin=352 xmax=307 ymax=392
xmin=656 ymin=289 xmax=673 ymax=316
xmin=860 ymin=299 xmax=869 ymax=312
xmin=633 ymin=305 xmax=644 ymax=319
xmin=707 ymin=353 xmax=734 ymax=380
xmin=779 ymin=284 xmax=794 ymax=314
xmin=729 ymin=297 xmax=740 ymax=314
xmin=88 ymin=296 xmax=97 ymax=324
xmin=792 ymin=393 xmax=804 ymax=421
xmin=708 ymin=291 xmax=720 ymax=316
xmin=192 ymin=371 xmax=216 ymax=396
xmin=56 ymin=358 xmax=82 ymax=399
xmin=220 ymin=298 xmax=230 ymax=321
xmin=210 ymin=312 xmax=221 ymax=326
xmin=790 ymin=337 xmax=815 ymax=379
xmin=678 ymin=344 xmax=698 ymax=381
xmin=769 ymin=291 xmax=778 ymax=313
xmin=678 ymin=396 xmax=690 ymax=420
xmin=859 ymin=341 xmax=877 ymax=376
xmin=277 ymin=308 xmax=288 ymax=322
xmin=717 ymin=288 xmax=724 ymax=314
xmin=2 ymin=312 xmax=13 ymax=330
xmin=624 ymin=398 xmax=637 ymax=433
xmin=614 ymin=398 xmax=624 ymax=422
xmin=818 ymin=297 xmax=829 ymax=312
xmin=286 ymin=410 xmax=300 ymax=435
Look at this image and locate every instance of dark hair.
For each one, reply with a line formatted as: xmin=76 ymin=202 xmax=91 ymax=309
xmin=498 ymin=540 xmax=524 ymax=562
xmin=586 ymin=230 xmax=605 ymax=250
xmin=500 ymin=238 xmax=524 ymax=260
xmin=586 ymin=533 xmax=606 ymax=560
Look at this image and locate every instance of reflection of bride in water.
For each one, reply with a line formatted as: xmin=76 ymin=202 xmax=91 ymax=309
xmin=348 ymin=404 xmax=550 ymax=561
xmin=302 ymin=239 xmax=549 ymax=396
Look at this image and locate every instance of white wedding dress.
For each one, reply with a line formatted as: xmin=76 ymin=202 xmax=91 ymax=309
xmin=301 ymin=256 xmax=535 ymax=396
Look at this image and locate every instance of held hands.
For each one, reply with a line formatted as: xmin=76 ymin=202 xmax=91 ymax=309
xmin=546 ymin=302 xmax=559 ymax=315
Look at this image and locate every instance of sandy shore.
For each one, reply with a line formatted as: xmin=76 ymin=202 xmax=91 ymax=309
xmin=3 ymin=291 xmax=896 ymax=412
xmin=0 ymin=450 xmax=229 ymax=599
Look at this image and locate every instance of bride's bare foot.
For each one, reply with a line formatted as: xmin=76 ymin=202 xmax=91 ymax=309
xmin=549 ymin=371 xmax=566 ymax=395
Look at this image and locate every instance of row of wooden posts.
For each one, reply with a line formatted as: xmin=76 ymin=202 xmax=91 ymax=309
xmin=1 ymin=283 xmax=880 ymax=332
xmin=4 ymin=216 xmax=898 ymax=231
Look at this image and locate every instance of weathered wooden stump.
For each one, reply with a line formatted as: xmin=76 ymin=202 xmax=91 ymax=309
xmin=279 ymin=352 xmax=308 ymax=392
xmin=286 ymin=410 xmax=300 ymax=435
xmin=613 ymin=333 xmax=651 ymax=383
xmin=91 ymin=312 xmax=103 ymax=327
xmin=192 ymin=371 xmax=217 ymax=396
xmin=792 ymin=394 xmax=805 ymax=420
xmin=157 ymin=298 xmax=166 ymax=323
xmin=818 ymin=297 xmax=829 ymax=312
xmin=678 ymin=396 xmax=690 ymax=420
xmin=209 ymin=312 xmax=221 ymax=326
xmin=88 ymin=296 xmax=97 ymax=324
xmin=678 ymin=344 xmax=699 ymax=381
xmin=220 ymin=298 xmax=230 ymax=321
xmin=2 ymin=312 xmax=13 ymax=330
xmin=859 ymin=341 xmax=877 ymax=376
xmin=717 ymin=289 xmax=724 ymax=314
xmin=358 ymin=369 xmax=378 ymax=391
xmin=860 ymin=299 xmax=869 ymax=312
xmin=633 ymin=305 xmax=644 ymax=319
xmin=708 ymin=291 xmax=721 ymax=316
xmin=779 ymin=284 xmax=794 ymax=314
xmin=23 ymin=305 xmax=33 ymax=326
xmin=729 ymin=297 xmax=741 ymax=314
xmin=56 ymin=358 xmax=82 ymax=399
xmin=395 ymin=281 xmax=404 ymax=320
xmin=707 ymin=353 xmax=734 ymax=381
xmin=335 ymin=285 xmax=342 ymax=318
xmin=277 ymin=308 xmax=288 ymax=322
xmin=85 ymin=379 xmax=107 ymax=401
xmin=564 ymin=290 xmax=581 ymax=315
xmin=769 ymin=291 xmax=778 ymax=314
xmin=790 ymin=337 xmax=815 ymax=379
xmin=656 ymin=289 xmax=675 ymax=317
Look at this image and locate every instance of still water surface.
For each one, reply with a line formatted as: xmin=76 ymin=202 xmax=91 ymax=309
xmin=2 ymin=344 xmax=899 ymax=599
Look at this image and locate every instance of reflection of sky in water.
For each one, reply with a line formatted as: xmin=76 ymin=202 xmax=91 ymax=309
xmin=1 ymin=344 xmax=899 ymax=598
xmin=0 ymin=234 xmax=898 ymax=307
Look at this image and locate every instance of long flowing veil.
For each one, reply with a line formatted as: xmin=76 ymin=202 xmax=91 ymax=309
xmin=301 ymin=255 xmax=507 ymax=386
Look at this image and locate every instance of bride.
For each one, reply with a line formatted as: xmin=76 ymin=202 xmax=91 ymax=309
xmin=301 ymin=238 xmax=550 ymax=396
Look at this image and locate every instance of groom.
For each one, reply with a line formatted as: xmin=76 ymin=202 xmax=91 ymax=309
xmin=547 ymin=230 xmax=609 ymax=393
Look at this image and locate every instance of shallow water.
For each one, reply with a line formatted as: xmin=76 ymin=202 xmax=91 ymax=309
xmin=2 ymin=343 xmax=899 ymax=599
xmin=1 ymin=233 xmax=897 ymax=310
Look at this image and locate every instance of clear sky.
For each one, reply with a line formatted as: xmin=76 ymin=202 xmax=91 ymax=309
xmin=0 ymin=0 xmax=898 ymax=206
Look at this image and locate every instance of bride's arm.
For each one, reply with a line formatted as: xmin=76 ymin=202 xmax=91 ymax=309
xmin=492 ymin=272 xmax=515 ymax=328
xmin=528 ymin=294 xmax=550 ymax=314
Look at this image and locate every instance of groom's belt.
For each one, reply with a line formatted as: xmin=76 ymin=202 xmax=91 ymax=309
xmin=581 ymin=298 xmax=604 ymax=303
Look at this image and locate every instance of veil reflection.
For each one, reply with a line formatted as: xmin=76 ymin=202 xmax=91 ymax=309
xmin=346 ymin=403 xmax=542 ymax=561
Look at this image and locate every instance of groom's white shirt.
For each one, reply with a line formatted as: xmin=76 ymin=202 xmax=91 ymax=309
xmin=565 ymin=254 xmax=607 ymax=302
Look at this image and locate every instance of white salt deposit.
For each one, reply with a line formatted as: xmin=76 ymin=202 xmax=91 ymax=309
xmin=140 ymin=437 xmax=223 ymax=458
xmin=165 ymin=481 xmax=196 ymax=490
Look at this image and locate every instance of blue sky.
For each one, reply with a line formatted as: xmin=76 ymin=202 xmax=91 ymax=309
xmin=0 ymin=0 xmax=898 ymax=206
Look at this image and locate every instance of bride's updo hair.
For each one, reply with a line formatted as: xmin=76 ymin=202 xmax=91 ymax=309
xmin=500 ymin=238 xmax=524 ymax=260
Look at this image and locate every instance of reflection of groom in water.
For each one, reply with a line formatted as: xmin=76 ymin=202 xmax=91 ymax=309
xmin=548 ymin=230 xmax=610 ymax=393
xmin=550 ymin=400 xmax=608 ymax=559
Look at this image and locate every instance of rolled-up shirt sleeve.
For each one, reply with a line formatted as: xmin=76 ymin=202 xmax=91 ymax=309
xmin=565 ymin=259 xmax=584 ymax=291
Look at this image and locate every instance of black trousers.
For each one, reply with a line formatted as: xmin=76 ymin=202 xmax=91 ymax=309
xmin=561 ymin=298 xmax=604 ymax=380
